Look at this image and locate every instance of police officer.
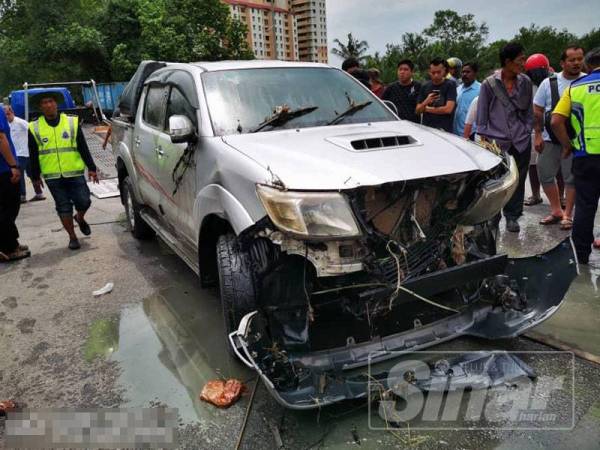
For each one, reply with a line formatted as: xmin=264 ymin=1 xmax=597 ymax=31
xmin=551 ymin=47 xmax=600 ymax=264
xmin=28 ymin=92 xmax=99 ymax=250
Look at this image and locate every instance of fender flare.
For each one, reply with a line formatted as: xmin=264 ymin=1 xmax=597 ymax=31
xmin=115 ymin=142 xmax=143 ymax=204
xmin=194 ymin=184 xmax=256 ymax=236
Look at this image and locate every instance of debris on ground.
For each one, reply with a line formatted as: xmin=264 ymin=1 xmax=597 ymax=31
xmin=199 ymin=379 xmax=245 ymax=408
xmin=0 ymin=400 xmax=18 ymax=417
xmin=93 ymin=282 xmax=114 ymax=297
xmin=263 ymin=417 xmax=284 ymax=449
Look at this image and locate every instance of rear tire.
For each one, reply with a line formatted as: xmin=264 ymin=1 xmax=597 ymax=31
xmin=216 ymin=234 xmax=257 ymax=353
xmin=123 ymin=176 xmax=154 ymax=240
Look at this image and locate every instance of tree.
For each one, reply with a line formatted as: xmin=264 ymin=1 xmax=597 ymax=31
xmin=0 ymin=0 xmax=253 ymax=94
xmin=513 ymin=24 xmax=576 ymax=69
xmin=331 ymin=33 xmax=369 ymax=61
xmin=579 ymin=28 xmax=600 ymax=55
xmin=423 ymin=9 xmax=489 ymax=61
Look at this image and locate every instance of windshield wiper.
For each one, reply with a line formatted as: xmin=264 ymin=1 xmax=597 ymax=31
xmin=251 ymin=105 xmax=318 ymax=133
xmin=327 ymin=100 xmax=372 ymax=126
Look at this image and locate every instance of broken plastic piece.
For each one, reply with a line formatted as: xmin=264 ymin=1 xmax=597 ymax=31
xmin=200 ymin=379 xmax=245 ymax=408
xmin=93 ymin=282 xmax=114 ymax=297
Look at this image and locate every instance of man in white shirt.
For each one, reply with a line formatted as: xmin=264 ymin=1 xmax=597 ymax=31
xmin=3 ymin=106 xmax=45 ymax=203
xmin=533 ymin=46 xmax=585 ymax=230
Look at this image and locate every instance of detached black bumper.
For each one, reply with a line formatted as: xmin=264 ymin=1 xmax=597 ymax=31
xmin=229 ymin=238 xmax=578 ymax=409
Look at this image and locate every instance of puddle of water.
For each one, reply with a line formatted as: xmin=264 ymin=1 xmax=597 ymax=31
xmin=108 ymin=285 xmax=252 ymax=423
xmin=533 ymin=255 xmax=600 ymax=355
xmin=495 ymin=205 xmax=600 ymax=357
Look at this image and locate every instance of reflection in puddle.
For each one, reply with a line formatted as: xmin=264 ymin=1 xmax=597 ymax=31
xmin=84 ymin=316 xmax=120 ymax=362
xmin=109 ymin=287 xmax=252 ymax=423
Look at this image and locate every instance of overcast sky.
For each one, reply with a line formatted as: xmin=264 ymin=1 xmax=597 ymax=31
xmin=326 ymin=0 xmax=598 ymax=66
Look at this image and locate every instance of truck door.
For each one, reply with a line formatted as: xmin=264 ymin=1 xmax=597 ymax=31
xmin=134 ymin=84 xmax=169 ymax=212
xmin=156 ymin=83 xmax=198 ymax=248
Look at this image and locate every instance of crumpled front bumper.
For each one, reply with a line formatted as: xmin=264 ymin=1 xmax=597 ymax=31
xmin=229 ymin=238 xmax=578 ymax=409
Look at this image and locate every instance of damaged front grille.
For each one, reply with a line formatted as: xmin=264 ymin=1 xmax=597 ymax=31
xmin=376 ymin=225 xmax=447 ymax=284
xmin=352 ymin=176 xmax=476 ymax=284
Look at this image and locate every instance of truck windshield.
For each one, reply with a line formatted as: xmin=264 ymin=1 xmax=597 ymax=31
xmin=202 ymin=67 xmax=397 ymax=135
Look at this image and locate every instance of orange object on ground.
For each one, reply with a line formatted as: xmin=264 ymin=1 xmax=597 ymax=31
xmin=200 ymin=379 xmax=245 ymax=407
xmin=0 ymin=400 xmax=17 ymax=416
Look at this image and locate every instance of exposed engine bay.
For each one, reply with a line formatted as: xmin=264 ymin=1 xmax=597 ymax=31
xmin=230 ymin=157 xmax=577 ymax=409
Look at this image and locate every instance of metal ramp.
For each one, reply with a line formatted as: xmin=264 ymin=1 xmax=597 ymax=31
xmin=82 ymin=125 xmax=120 ymax=198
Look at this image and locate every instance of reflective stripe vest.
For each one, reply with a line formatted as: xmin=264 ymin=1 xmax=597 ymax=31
xmin=569 ymin=70 xmax=600 ymax=158
xmin=28 ymin=113 xmax=85 ymax=179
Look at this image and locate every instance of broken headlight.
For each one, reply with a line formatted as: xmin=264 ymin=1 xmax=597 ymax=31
xmin=257 ymin=185 xmax=361 ymax=238
xmin=460 ymin=155 xmax=518 ymax=225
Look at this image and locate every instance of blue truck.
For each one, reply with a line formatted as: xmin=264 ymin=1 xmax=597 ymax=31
xmin=9 ymin=87 xmax=76 ymax=119
xmin=9 ymin=80 xmax=125 ymax=122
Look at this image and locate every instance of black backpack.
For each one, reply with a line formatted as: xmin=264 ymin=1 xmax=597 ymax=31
xmin=544 ymin=75 xmax=576 ymax=143
xmin=544 ymin=75 xmax=561 ymax=144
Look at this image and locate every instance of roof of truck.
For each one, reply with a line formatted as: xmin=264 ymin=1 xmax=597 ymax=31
xmin=189 ymin=60 xmax=332 ymax=72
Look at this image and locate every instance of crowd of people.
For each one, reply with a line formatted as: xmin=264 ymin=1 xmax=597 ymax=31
xmin=343 ymin=43 xmax=600 ymax=264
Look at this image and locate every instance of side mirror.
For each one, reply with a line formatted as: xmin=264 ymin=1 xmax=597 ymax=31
xmin=168 ymin=115 xmax=195 ymax=143
xmin=383 ymin=100 xmax=399 ymax=117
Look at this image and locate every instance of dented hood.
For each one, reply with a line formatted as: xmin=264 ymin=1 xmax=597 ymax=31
xmin=222 ymin=121 xmax=502 ymax=190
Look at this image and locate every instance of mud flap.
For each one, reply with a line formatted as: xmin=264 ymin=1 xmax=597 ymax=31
xmin=229 ymin=238 xmax=577 ymax=409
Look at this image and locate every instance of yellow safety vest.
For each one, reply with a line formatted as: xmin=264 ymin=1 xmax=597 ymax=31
xmin=29 ymin=113 xmax=85 ymax=179
xmin=569 ymin=70 xmax=600 ymax=157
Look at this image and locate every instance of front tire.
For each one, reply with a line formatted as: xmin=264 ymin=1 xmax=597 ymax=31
xmin=123 ymin=176 xmax=154 ymax=240
xmin=216 ymin=234 xmax=257 ymax=349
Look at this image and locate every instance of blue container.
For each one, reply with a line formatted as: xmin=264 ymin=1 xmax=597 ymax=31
xmin=10 ymin=87 xmax=75 ymax=119
xmin=82 ymin=82 xmax=127 ymax=114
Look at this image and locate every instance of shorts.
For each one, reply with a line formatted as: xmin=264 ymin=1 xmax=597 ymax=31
xmin=45 ymin=176 xmax=92 ymax=217
xmin=537 ymin=141 xmax=574 ymax=185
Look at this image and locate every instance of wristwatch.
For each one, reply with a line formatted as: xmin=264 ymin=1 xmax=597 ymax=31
xmin=9 ymin=164 xmax=18 ymax=169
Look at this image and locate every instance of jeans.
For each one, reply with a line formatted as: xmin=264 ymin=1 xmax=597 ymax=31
xmin=503 ymin=144 xmax=532 ymax=221
xmin=45 ymin=176 xmax=92 ymax=218
xmin=0 ymin=171 xmax=21 ymax=253
xmin=17 ymin=156 xmax=43 ymax=197
xmin=572 ymin=156 xmax=600 ymax=262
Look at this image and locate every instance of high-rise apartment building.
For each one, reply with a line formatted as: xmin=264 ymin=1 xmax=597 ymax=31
xmin=222 ymin=0 xmax=327 ymax=63
xmin=291 ymin=0 xmax=327 ymax=63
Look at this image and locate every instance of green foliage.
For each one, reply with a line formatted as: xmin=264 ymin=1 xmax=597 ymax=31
xmin=332 ymin=33 xmax=369 ymax=61
xmin=579 ymin=28 xmax=600 ymax=55
xmin=0 ymin=0 xmax=253 ymax=95
xmin=512 ymin=24 xmax=576 ymax=69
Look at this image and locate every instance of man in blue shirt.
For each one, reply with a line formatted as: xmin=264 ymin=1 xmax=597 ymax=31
xmin=0 ymin=106 xmax=29 ymax=262
xmin=454 ymin=62 xmax=481 ymax=136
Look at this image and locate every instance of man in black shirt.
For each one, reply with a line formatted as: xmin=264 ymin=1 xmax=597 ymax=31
xmin=416 ymin=57 xmax=457 ymax=132
xmin=382 ymin=59 xmax=421 ymax=123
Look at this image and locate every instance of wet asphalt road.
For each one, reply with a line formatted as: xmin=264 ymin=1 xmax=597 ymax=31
xmin=1 ymin=186 xmax=600 ymax=449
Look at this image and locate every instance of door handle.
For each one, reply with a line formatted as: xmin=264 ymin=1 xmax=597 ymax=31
xmin=134 ymin=136 xmax=141 ymax=147
xmin=155 ymin=146 xmax=165 ymax=156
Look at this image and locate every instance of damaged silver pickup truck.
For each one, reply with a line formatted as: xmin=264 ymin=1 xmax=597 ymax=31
xmin=112 ymin=60 xmax=577 ymax=409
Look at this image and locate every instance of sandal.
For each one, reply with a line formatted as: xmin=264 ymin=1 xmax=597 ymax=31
xmin=0 ymin=248 xmax=31 ymax=262
xmin=524 ymin=196 xmax=543 ymax=206
xmin=560 ymin=217 xmax=573 ymax=230
xmin=539 ymin=214 xmax=562 ymax=225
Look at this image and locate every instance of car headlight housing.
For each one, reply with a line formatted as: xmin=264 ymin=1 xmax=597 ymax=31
xmin=256 ymin=185 xmax=361 ymax=238
xmin=460 ymin=155 xmax=519 ymax=225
